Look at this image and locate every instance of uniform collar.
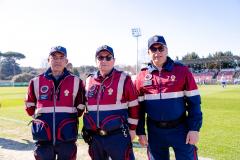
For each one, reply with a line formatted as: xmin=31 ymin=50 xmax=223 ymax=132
xmin=147 ymin=56 xmax=174 ymax=73
xmin=93 ymin=68 xmax=115 ymax=80
xmin=44 ymin=67 xmax=70 ymax=80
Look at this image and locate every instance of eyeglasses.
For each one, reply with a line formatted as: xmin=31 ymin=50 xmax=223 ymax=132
xmin=50 ymin=56 xmax=66 ymax=61
xmin=150 ymin=45 xmax=165 ymax=53
xmin=97 ymin=55 xmax=113 ymax=61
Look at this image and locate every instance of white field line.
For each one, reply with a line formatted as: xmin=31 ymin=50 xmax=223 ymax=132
xmin=0 ymin=116 xmax=28 ymax=125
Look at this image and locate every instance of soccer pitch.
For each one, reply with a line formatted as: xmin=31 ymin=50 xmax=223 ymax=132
xmin=0 ymin=85 xmax=239 ymax=160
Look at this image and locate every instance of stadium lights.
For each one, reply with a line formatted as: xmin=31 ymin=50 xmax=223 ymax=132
xmin=131 ymin=28 xmax=141 ymax=74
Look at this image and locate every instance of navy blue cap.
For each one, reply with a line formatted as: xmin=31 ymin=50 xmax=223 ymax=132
xmin=49 ymin=46 xmax=67 ymax=57
xmin=96 ymin=45 xmax=114 ymax=57
xmin=148 ymin=35 xmax=167 ymax=49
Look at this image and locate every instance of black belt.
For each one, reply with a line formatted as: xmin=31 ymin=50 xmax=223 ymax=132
xmin=88 ymin=128 xmax=123 ymax=136
xmin=148 ymin=114 xmax=186 ymax=129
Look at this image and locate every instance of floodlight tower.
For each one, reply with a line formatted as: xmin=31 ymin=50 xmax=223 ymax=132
xmin=131 ymin=28 xmax=141 ymax=74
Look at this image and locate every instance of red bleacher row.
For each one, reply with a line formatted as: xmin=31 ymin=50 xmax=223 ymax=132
xmin=192 ymin=69 xmax=240 ymax=84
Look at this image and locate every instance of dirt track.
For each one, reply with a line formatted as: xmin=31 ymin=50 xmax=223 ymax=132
xmin=0 ymin=138 xmax=91 ymax=160
xmin=0 ymin=117 xmax=147 ymax=160
xmin=0 ymin=138 xmax=212 ymax=160
xmin=0 ymin=137 xmax=149 ymax=160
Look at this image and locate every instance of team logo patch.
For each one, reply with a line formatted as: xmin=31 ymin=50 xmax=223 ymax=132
xmin=143 ymin=80 xmax=152 ymax=86
xmin=144 ymin=74 xmax=152 ymax=80
xmin=40 ymin=94 xmax=48 ymax=100
xmin=88 ymin=85 xmax=96 ymax=97
xmin=89 ymin=85 xmax=96 ymax=92
xmin=64 ymin=90 xmax=69 ymax=96
xmin=170 ymin=75 xmax=176 ymax=81
xmin=103 ymin=45 xmax=108 ymax=49
xmin=153 ymin=36 xmax=158 ymax=42
xmin=40 ymin=86 xmax=49 ymax=93
xmin=108 ymin=88 xmax=113 ymax=95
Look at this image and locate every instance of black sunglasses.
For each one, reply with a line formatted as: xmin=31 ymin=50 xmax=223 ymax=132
xmin=97 ymin=55 xmax=113 ymax=61
xmin=150 ymin=45 xmax=165 ymax=52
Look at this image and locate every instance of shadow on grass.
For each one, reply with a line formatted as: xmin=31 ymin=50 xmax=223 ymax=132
xmin=0 ymin=138 xmax=34 ymax=151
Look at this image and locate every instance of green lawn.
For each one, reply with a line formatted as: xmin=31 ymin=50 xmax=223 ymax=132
xmin=198 ymin=85 xmax=240 ymax=160
xmin=0 ymin=87 xmax=30 ymax=122
xmin=0 ymin=86 xmax=240 ymax=160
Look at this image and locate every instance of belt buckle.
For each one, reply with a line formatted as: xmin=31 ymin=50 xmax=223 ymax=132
xmin=157 ymin=122 xmax=168 ymax=128
xmin=161 ymin=122 xmax=167 ymax=127
xmin=99 ymin=129 xmax=107 ymax=136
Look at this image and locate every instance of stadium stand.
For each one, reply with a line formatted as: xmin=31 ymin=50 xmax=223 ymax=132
xmin=216 ymin=69 xmax=235 ymax=82
xmin=233 ymin=70 xmax=240 ymax=84
xmin=193 ymin=71 xmax=216 ymax=84
xmin=180 ymin=55 xmax=240 ymax=84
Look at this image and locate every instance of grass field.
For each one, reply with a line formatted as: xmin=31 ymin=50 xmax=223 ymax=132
xmin=0 ymin=85 xmax=240 ymax=160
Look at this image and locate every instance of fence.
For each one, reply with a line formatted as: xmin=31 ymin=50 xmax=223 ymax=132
xmin=0 ymin=82 xmax=28 ymax=87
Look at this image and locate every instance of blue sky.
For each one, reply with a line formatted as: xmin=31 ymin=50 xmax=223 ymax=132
xmin=0 ymin=0 xmax=239 ymax=68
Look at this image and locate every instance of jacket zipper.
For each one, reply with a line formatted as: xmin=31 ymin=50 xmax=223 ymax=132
xmin=96 ymin=77 xmax=108 ymax=128
xmin=159 ymin=70 xmax=162 ymax=99
xmin=52 ymin=76 xmax=69 ymax=145
xmin=53 ymin=84 xmax=56 ymax=145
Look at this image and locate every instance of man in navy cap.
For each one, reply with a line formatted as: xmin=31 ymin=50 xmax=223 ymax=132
xmin=25 ymin=45 xmax=86 ymax=160
xmin=82 ymin=45 xmax=139 ymax=160
xmin=134 ymin=35 xmax=203 ymax=160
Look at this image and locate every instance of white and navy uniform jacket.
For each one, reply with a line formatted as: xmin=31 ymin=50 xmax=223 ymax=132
xmin=135 ymin=57 xmax=202 ymax=135
xmin=25 ymin=68 xmax=85 ymax=144
xmin=84 ymin=68 xmax=139 ymax=132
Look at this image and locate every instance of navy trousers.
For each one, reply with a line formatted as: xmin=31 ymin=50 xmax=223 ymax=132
xmin=34 ymin=141 xmax=77 ymax=160
xmin=147 ymin=122 xmax=198 ymax=160
xmin=88 ymin=131 xmax=135 ymax=160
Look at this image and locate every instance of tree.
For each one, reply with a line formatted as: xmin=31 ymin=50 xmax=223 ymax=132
xmin=12 ymin=72 xmax=35 ymax=82
xmin=0 ymin=59 xmax=21 ymax=79
xmin=207 ymin=53 xmax=213 ymax=58
xmin=21 ymin=67 xmax=38 ymax=75
xmin=223 ymin=51 xmax=233 ymax=56
xmin=182 ymin=52 xmax=200 ymax=60
xmin=3 ymin=51 xmax=25 ymax=60
xmin=211 ymin=51 xmax=233 ymax=58
xmin=211 ymin=51 xmax=234 ymax=69
xmin=212 ymin=51 xmax=225 ymax=57
xmin=0 ymin=51 xmax=25 ymax=79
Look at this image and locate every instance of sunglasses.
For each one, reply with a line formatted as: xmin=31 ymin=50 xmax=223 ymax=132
xmin=150 ymin=45 xmax=165 ymax=53
xmin=97 ymin=55 xmax=113 ymax=61
xmin=50 ymin=56 xmax=66 ymax=61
